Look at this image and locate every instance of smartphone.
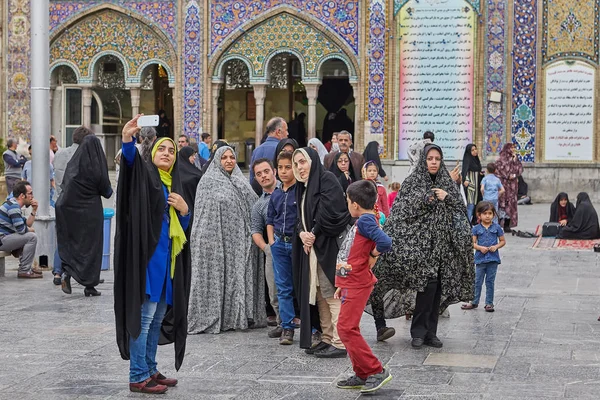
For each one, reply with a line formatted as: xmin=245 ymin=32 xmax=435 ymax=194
xmin=138 ymin=115 xmax=160 ymax=127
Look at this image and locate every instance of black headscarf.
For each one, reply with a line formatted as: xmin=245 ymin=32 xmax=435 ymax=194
xmin=461 ymin=144 xmax=482 ymax=178
xmin=292 ymin=147 xmax=351 ymax=349
xmin=177 ymin=146 xmax=203 ymax=223
xmin=114 ymin=139 xmax=193 ymax=371
xmin=328 ymin=151 xmax=355 ymax=193
xmin=56 ymin=135 xmax=113 ymax=287
xmin=558 ymin=192 xmax=600 ymax=239
xmin=363 ymin=141 xmax=387 ymax=178
xmin=273 ymin=138 xmax=299 ymax=166
xmin=549 ymin=192 xmax=575 ymax=223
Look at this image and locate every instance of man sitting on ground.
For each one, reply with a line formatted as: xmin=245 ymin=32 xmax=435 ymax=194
xmin=0 ymin=181 xmax=40 ymax=278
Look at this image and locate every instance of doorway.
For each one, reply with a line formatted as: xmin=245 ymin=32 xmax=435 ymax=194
xmin=317 ymin=59 xmax=354 ymax=145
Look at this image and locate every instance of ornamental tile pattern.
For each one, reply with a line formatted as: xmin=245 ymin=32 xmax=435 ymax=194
xmin=394 ymin=0 xmax=480 ymax=15
xmin=184 ymin=1 xmax=203 ymax=141
xmin=49 ymin=9 xmax=175 ymax=82
xmin=49 ymin=1 xmax=178 ymax=47
xmin=511 ymin=0 xmax=537 ymax=162
xmin=367 ymin=0 xmax=387 ymax=136
xmin=221 ymin=12 xmax=344 ymax=78
xmin=6 ymin=0 xmax=31 ymax=139
xmin=484 ymin=0 xmax=507 ymax=156
xmin=210 ymin=0 xmax=359 ymax=55
xmin=542 ymin=0 xmax=598 ymax=64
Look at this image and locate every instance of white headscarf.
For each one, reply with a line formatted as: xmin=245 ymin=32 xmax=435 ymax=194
xmin=307 ymin=138 xmax=328 ymax=164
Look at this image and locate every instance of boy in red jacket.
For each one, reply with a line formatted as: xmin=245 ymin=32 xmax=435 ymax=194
xmin=335 ymin=180 xmax=393 ymax=394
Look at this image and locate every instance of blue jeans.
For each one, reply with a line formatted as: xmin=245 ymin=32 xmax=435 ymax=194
xmin=467 ymin=203 xmax=475 ymax=224
xmin=129 ymin=295 xmax=168 ymax=383
xmin=271 ymin=237 xmax=296 ymax=330
xmin=52 ymin=247 xmax=62 ymax=276
xmin=473 ymin=262 xmax=498 ymax=306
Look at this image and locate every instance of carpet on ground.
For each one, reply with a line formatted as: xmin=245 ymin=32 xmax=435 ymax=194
xmin=531 ymin=225 xmax=600 ymax=250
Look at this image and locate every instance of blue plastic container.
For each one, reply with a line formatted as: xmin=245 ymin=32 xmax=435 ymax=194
xmin=102 ymin=208 xmax=115 ymax=270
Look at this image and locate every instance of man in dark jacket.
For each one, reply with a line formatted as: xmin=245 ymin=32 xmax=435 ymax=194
xmin=323 ymin=131 xmax=364 ymax=180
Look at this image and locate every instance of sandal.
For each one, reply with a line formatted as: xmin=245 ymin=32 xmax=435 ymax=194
xmin=484 ymin=305 xmax=495 ymax=312
xmin=461 ymin=303 xmax=478 ymax=310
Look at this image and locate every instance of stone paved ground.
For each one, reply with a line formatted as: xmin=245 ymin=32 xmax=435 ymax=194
xmin=1 ymin=202 xmax=599 ymax=399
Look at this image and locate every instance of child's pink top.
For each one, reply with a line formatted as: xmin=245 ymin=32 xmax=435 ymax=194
xmin=388 ymin=191 xmax=398 ymax=209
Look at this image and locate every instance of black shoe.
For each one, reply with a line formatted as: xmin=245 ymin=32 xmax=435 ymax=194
xmin=411 ymin=337 xmax=424 ymax=348
xmin=376 ymin=327 xmax=396 ymax=342
xmin=305 ymin=341 xmax=329 ymax=355
xmin=314 ymin=345 xmax=347 ymax=358
xmin=424 ymin=336 xmax=443 ymax=348
xmin=84 ymin=287 xmax=101 ymax=297
xmin=53 ymin=275 xmax=61 ymax=286
xmin=98 ymin=279 xmax=105 ymax=284
xmin=268 ymin=325 xmax=283 ymax=338
xmin=61 ymin=273 xmax=72 ymax=294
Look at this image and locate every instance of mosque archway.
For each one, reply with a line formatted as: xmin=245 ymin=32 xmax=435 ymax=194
xmin=48 ymin=7 xmax=178 ymax=152
xmin=210 ymin=10 xmax=360 ymax=147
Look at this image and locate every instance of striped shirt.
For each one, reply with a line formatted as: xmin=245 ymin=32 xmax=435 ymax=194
xmin=250 ymin=182 xmax=281 ymax=236
xmin=0 ymin=198 xmax=27 ymax=235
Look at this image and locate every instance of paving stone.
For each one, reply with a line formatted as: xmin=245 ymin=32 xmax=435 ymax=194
xmin=424 ymin=353 xmax=498 ymax=369
xmin=2 ymin=202 xmax=600 ymax=399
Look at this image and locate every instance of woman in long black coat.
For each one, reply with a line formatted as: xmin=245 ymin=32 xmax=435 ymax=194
xmin=56 ymin=134 xmax=113 ymax=296
xmin=292 ymin=148 xmax=351 ymax=357
xmin=114 ymin=116 xmax=194 ymax=394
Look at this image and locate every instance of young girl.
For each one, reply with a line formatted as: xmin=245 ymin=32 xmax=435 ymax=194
xmin=387 ymin=182 xmax=400 ymax=208
xmin=461 ymin=201 xmax=506 ymax=312
xmin=361 ymin=161 xmax=390 ymax=217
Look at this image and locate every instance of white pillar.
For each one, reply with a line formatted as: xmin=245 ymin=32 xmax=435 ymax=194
xmin=130 ymin=87 xmax=141 ymax=117
xmin=30 ymin=0 xmax=50 ymax=217
xmin=304 ymin=82 xmax=320 ymax=140
xmin=351 ymin=82 xmax=360 ymax=138
xmin=211 ymin=82 xmax=222 ymax=138
xmin=31 ymin=0 xmax=56 ymax=268
xmin=51 ymin=86 xmax=62 ymax=141
xmin=82 ymin=87 xmax=92 ymax=128
xmin=252 ymin=83 xmax=267 ymax=144
xmin=49 ymin=87 xmax=54 ymax=133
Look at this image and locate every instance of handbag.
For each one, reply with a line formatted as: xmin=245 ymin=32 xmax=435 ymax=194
xmin=541 ymin=222 xmax=561 ymax=237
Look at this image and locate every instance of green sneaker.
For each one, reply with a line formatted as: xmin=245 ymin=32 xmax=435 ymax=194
xmin=336 ymin=375 xmax=366 ymax=389
xmin=360 ymin=368 xmax=392 ymax=393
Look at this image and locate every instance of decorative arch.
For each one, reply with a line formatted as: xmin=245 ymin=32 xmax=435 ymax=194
xmin=263 ymin=48 xmax=307 ymax=81
xmin=316 ymin=55 xmax=357 ymax=82
xmin=209 ymin=10 xmax=360 ymax=82
xmin=136 ymin=59 xmax=176 ymax=84
xmin=50 ymin=3 xmax=177 ymax=46
xmin=88 ymin=51 xmax=131 ymax=83
xmin=213 ymin=54 xmax=255 ymax=83
xmin=50 ymin=8 xmax=176 ymax=85
xmin=49 ymin=61 xmax=81 ymax=84
xmin=210 ymin=3 xmax=358 ymax=56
